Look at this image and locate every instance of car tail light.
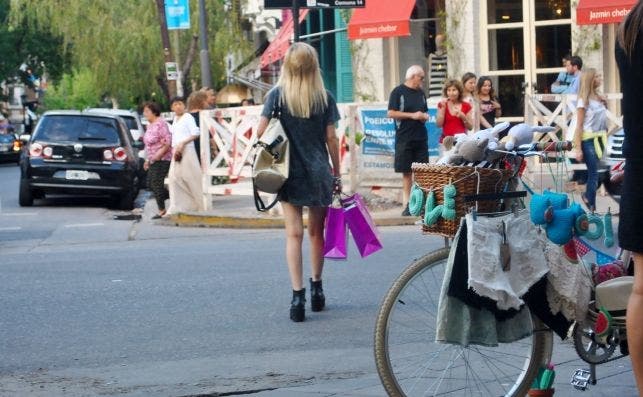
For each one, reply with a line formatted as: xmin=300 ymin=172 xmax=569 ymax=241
xmin=113 ymin=147 xmax=127 ymax=161
xmin=29 ymin=143 xmax=43 ymax=157
xmin=103 ymin=149 xmax=114 ymax=161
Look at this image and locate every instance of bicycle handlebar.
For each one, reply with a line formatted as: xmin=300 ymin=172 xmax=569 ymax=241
xmin=516 ymin=141 xmax=573 ymax=153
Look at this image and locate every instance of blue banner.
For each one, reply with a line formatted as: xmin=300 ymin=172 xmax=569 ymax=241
xmin=426 ymin=108 xmax=442 ymax=158
xmin=359 ymin=107 xmax=442 ymax=159
xmin=360 ymin=109 xmax=396 ymax=156
xmin=165 ymin=0 xmax=190 ymax=30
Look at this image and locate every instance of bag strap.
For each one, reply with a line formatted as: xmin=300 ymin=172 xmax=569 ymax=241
xmin=271 ymin=89 xmax=282 ymax=120
xmin=253 ymin=180 xmax=280 ymax=212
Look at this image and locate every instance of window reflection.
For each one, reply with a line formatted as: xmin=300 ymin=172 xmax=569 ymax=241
xmin=488 ymin=28 xmax=524 ymax=70
xmin=497 ymin=75 xmax=526 ymax=117
xmin=536 ymin=25 xmax=572 ymax=68
xmin=487 ymin=0 xmax=522 ymax=24
xmin=536 ymin=73 xmax=560 ymax=94
xmin=535 ymin=0 xmax=570 ymax=20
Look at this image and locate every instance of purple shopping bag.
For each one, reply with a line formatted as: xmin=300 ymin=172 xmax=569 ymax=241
xmin=342 ymin=193 xmax=383 ymax=258
xmin=323 ymin=206 xmax=348 ymax=260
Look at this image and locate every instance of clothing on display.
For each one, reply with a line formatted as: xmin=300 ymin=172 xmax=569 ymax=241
xmin=544 ymin=241 xmax=592 ymax=322
xmin=466 ymin=211 xmax=550 ymax=311
xmin=435 ymin=208 xmax=582 ymax=346
xmin=436 ymin=219 xmax=534 ymax=347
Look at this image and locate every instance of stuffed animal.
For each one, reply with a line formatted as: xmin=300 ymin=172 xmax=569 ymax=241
xmin=436 ymin=133 xmax=467 ymax=165
xmin=546 ymin=202 xmax=585 ymax=245
xmin=530 ymin=189 xmax=569 ymax=225
xmin=471 ymin=122 xmax=510 ymax=151
xmin=448 ymin=137 xmax=488 ymax=164
xmin=500 ymin=124 xmax=556 ymax=151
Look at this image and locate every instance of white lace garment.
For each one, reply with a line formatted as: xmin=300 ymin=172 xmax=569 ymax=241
xmin=466 ymin=211 xmax=550 ymax=311
xmin=544 ymin=241 xmax=592 ymax=322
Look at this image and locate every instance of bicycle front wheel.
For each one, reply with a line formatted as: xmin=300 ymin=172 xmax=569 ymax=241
xmin=374 ymin=248 xmax=554 ymax=396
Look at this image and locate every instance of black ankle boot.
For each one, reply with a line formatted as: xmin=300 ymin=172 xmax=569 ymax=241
xmin=290 ymin=289 xmax=306 ymax=322
xmin=310 ymin=278 xmax=325 ymax=312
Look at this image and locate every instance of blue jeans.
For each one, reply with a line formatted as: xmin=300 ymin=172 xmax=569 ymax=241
xmin=581 ymin=139 xmax=599 ymax=209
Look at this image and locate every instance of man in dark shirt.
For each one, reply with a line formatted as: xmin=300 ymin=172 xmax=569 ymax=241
xmin=387 ymin=65 xmax=429 ymax=216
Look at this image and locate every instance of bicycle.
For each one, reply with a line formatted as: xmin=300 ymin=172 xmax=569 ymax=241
xmin=373 ymin=142 xmax=631 ymax=396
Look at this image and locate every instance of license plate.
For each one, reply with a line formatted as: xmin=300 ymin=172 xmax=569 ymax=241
xmin=0 ymin=145 xmax=9 ymax=152
xmin=65 ymin=170 xmax=89 ymax=180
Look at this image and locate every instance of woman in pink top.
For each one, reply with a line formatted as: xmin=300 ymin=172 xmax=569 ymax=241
xmin=142 ymin=102 xmax=172 ymax=219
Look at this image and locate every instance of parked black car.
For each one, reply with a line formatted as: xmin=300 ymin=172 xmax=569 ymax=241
xmin=19 ymin=111 xmax=143 ymax=209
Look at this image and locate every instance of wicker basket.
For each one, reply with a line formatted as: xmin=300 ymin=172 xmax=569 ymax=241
xmin=412 ymin=163 xmax=514 ymax=237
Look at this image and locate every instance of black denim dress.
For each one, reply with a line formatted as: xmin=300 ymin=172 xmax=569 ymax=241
xmin=261 ymin=88 xmax=340 ymax=207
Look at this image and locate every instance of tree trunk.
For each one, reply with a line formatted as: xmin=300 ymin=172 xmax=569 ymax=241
xmin=181 ymin=34 xmax=199 ymax=92
xmin=156 ymin=73 xmax=170 ymax=103
xmin=155 ymin=0 xmax=177 ymax=101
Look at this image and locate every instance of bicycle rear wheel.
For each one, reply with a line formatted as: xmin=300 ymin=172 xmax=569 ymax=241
xmin=374 ymin=248 xmax=554 ymax=396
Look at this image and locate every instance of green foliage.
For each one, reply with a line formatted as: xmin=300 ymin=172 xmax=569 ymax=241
xmin=0 ymin=0 xmax=70 ymax=88
xmin=201 ymin=0 xmax=252 ymax=89
xmin=9 ymin=0 xmax=253 ymax=107
xmin=43 ymin=69 xmax=102 ymax=110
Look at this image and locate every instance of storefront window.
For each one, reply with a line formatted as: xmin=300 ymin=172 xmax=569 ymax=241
xmin=535 ymin=25 xmax=571 ymax=68
xmin=497 ymin=75 xmax=526 ymax=117
xmin=534 ymin=0 xmax=570 ymax=20
xmin=487 ymin=0 xmax=523 ymax=24
xmin=488 ymin=28 xmax=524 ymax=70
xmin=536 ymin=72 xmax=560 ymax=94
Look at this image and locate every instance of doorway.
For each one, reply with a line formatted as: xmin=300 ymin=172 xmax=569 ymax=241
xmin=481 ymin=0 xmax=572 ymax=120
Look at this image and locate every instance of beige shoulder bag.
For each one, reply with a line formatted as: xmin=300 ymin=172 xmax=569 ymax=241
xmin=252 ymin=94 xmax=289 ymax=211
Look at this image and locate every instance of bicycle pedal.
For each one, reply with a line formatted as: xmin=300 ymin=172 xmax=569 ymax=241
xmin=571 ymin=369 xmax=592 ymax=391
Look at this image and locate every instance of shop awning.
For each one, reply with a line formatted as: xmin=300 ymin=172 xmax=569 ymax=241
xmin=347 ymin=0 xmax=415 ymax=40
xmin=576 ymin=0 xmax=637 ymax=25
xmin=260 ymin=10 xmax=309 ymax=69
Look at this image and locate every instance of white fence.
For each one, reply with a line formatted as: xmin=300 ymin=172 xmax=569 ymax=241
xmin=194 ymin=95 xmax=624 ymax=209
xmin=197 ymin=104 xmax=365 ymax=210
xmin=524 ymin=93 xmax=623 ymax=142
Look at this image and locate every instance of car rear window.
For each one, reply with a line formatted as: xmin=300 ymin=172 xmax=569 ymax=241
xmin=121 ymin=116 xmax=139 ymax=131
xmin=34 ymin=115 xmax=121 ymax=144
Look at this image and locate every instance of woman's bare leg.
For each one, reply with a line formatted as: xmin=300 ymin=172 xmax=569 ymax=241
xmin=627 ymin=252 xmax=643 ymax=395
xmin=307 ymin=206 xmax=328 ymax=281
xmin=282 ymin=202 xmax=304 ymax=291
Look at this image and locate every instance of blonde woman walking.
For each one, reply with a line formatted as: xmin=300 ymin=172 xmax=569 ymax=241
xmin=257 ymin=42 xmax=341 ymax=322
xmin=572 ymin=68 xmax=606 ymax=212
xmin=166 ymin=96 xmax=204 ymax=215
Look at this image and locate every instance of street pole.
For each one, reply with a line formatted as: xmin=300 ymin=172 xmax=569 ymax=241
xmin=292 ymin=0 xmax=300 ymax=42
xmin=198 ymin=0 xmax=212 ymax=89
xmin=155 ymin=0 xmax=177 ymax=99
xmin=173 ymin=30 xmax=184 ymax=97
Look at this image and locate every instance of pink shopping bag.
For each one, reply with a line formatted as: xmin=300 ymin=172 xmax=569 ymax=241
xmin=342 ymin=193 xmax=383 ymax=258
xmin=323 ymin=206 xmax=348 ymax=260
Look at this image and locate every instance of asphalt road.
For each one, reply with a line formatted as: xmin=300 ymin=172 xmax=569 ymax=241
xmin=0 ymin=162 xmax=637 ymax=397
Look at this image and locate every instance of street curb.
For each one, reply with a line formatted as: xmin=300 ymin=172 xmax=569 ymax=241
xmin=161 ymin=213 xmax=419 ymax=229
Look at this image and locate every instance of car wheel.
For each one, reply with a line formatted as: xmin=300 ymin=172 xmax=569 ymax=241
xmin=32 ymin=189 xmax=45 ymax=199
xmin=118 ymin=190 xmax=135 ymax=211
xmin=19 ymin=179 xmax=34 ymax=207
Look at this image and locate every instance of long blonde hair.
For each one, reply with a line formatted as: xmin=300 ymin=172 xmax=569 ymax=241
xmin=277 ymin=42 xmax=328 ymax=118
xmin=577 ymin=68 xmax=599 ymax=106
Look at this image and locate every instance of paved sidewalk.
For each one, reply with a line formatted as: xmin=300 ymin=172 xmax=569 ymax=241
xmin=155 ymin=182 xmax=620 ymax=230
xmin=159 ymin=193 xmax=418 ymax=229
